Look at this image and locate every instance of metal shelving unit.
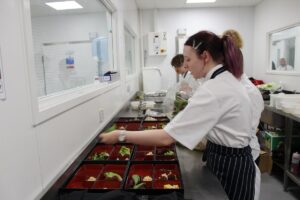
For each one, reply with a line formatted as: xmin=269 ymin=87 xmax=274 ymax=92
xmin=273 ymin=159 xmax=285 ymax=170
xmin=262 ymin=104 xmax=300 ymax=191
xmin=286 ymin=170 xmax=300 ymax=187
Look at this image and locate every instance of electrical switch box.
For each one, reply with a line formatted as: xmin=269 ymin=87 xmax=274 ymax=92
xmin=146 ymin=32 xmax=168 ymax=56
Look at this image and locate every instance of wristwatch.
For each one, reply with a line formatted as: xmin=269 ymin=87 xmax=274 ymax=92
xmin=118 ymin=130 xmax=126 ymax=142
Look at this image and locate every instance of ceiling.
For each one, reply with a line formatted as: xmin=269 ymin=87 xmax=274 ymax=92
xmin=30 ymin=0 xmax=264 ymax=17
xmin=135 ymin=0 xmax=264 ymax=9
xmin=30 ymin=0 xmax=106 ymax=17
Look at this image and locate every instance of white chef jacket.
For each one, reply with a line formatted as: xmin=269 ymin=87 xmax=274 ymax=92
xmin=165 ymin=65 xmax=252 ymax=150
xmin=241 ymin=74 xmax=264 ymax=160
xmin=240 ymin=74 xmax=263 ymax=200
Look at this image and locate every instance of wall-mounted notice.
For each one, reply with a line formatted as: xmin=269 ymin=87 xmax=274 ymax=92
xmin=0 ymin=47 xmax=6 ymax=100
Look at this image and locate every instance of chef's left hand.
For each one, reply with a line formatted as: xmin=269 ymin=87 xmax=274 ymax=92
xmin=99 ymin=130 xmax=119 ymax=144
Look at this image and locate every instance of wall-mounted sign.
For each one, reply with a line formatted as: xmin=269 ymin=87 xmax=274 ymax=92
xmin=0 ymin=47 xmax=6 ymax=100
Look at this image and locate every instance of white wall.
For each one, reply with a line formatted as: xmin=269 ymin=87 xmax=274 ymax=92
xmin=0 ymin=0 xmax=140 ymax=200
xmin=140 ymin=7 xmax=255 ymax=90
xmin=253 ymin=0 xmax=300 ymax=91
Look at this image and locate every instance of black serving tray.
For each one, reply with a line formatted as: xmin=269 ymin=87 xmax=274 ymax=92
xmin=116 ymin=117 xmax=144 ymax=123
xmin=60 ymin=143 xmax=183 ymax=198
xmin=143 ymin=116 xmax=170 ymax=122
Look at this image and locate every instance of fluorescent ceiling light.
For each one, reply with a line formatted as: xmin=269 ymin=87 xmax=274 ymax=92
xmin=45 ymin=1 xmax=83 ymax=10
xmin=186 ymin=0 xmax=216 ymax=3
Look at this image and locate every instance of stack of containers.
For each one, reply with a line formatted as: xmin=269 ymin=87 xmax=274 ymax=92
xmin=270 ymin=94 xmax=300 ymax=116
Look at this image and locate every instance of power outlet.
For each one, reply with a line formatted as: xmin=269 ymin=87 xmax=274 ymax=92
xmin=98 ymin=108 xmax=104 ymax=123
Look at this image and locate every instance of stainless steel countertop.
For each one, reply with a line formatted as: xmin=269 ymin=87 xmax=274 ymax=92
xmin=119 ymin=103 xmax=228 ymax=200
xmin=176 ymin=144 xmax=228 ymax=200
xmin=264 ymin=103 xmax=300 ymax=123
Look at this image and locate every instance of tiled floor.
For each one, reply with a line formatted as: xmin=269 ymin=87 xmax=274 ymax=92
xmin=260 ymin=170 xmax=300 ymax=200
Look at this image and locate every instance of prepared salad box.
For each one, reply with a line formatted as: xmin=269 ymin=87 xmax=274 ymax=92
xmin=61 ymin=143 xmax=183 ymax=196
xmin=61 ymin=118 xmax=183 ymax=197
xmin=62 ymin=162 xmax=183 ymax=195
xmin=132 ymin=144 xmax=177 ymax=162
xmin=85 ymin=144 xmax=134 ymax=162
xmin=64 ymin=163 xmax=127 ymax=191
xmin=124 ymin=163 xmax=183 ymax=195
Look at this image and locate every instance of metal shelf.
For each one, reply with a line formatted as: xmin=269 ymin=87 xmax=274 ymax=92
xmin=273 ymin=159 xmax=284 ymax=170
xmin=286 ymin=170 xmax=300 ymax=187
xmin=262 ymin=105 xmax=300 ymax=191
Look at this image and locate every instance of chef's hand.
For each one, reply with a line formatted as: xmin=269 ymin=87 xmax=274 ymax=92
xmin=99 ymin=130 xmax=119 ymax=144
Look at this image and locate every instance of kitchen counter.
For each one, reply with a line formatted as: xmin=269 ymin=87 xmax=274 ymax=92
xmin=176 ymin=144 xmax=228 ymax=200
xmin=263 ymin=103 xmax=300 ymax=123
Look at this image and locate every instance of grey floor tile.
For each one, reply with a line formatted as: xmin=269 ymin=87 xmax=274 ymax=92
xmin=260 ymin=173 xmax=300 ymax=200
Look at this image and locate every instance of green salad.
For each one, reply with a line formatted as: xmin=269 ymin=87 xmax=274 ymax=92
xmin=119 ymin=146 xmax=131 ymax=157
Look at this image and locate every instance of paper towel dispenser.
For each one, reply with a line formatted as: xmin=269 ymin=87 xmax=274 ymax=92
xmin=142 ymin=67 xmax=162 ymax=93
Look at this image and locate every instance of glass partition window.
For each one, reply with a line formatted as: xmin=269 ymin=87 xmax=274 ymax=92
xmin=269 ymin=24 xmax=300 ymax=73
xmin=30 ymin=0 xmax=114 ymax=96
xmin=124 ymin=27 xmax=136 ymax=75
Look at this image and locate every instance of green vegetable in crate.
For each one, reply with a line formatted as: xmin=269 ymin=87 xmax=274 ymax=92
xmin=92 ymin=152 xmax=109 ymax=160
xmin=133 ymin=182 xmax=146 ymax=189
xmin=119 ymin=146 xmax=131 ymax=157
xmin=257 ymin=82 xmax=282 ymax=91
xmin=129 ymin=174 xmax=146 ymax=189
xmin=163 ymin=150 xmax=175 ymax=156
xmin=105 ymin=124 xmax=117 ymax=132
xmin=132 ymin=174 xmax=141 ymax=185
xmin=104 ymin=172 xmax=123 ymax=182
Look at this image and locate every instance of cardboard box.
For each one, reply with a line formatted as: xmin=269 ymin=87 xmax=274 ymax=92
xmin=259 ymin=150 xmax=273 ymax=173
xmin=263 ymin=131 xmax=285 ymax=151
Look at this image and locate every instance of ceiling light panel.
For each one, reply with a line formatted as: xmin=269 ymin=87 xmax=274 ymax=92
xmin=186 ymin=0 xmax=216 ymax=3
xmin=45 ymin=1 xmax=83 ymax=10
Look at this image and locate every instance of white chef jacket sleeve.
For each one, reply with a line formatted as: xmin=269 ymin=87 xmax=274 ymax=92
xmin=164 ymin=86 xmax=221 ymax=150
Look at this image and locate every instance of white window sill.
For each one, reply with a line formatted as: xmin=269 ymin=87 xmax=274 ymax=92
xmin=33 ymin=81 xmax=120 ymax=126
xmin=266 ymin=70 xmax=300 ymax=76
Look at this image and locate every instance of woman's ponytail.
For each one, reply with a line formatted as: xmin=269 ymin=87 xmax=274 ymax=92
xmin=222 ymin=35 xmax=243 ymax=79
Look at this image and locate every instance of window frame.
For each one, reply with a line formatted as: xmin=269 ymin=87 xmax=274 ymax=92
xmin=22 ymin=0 xmax=118 ymax=126
xmin=124 ymin=22 xmax=138 ymax=81
xmin=266 ymin=22 xmax=300 ymax=76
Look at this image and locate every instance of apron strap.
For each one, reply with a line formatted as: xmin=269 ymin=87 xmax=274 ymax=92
xmin=210 ymin=66 xmax=227 ymax=79
xmin=183 ymin=71 xmax=188 ymax=78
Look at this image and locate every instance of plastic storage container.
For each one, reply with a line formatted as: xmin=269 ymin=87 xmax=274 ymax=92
xmin=291 ymin=152 xmax=300 ymax=175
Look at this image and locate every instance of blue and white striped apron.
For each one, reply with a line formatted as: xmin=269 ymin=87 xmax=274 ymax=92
xmin=204 ymin=141 xmax=256 ymax=200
